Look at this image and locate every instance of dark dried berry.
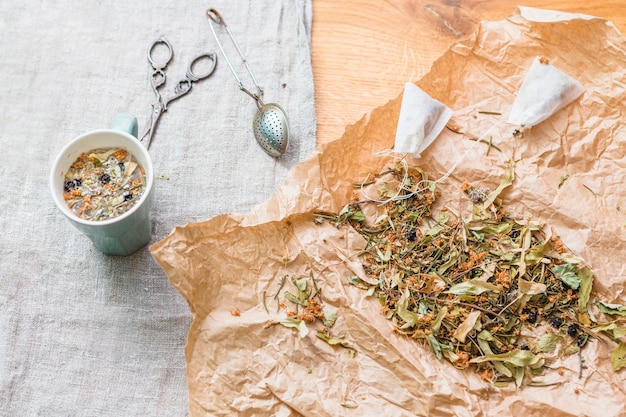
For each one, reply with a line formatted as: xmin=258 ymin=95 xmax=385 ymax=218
xmin=510 ymin=230 xmax=520 ymax=239
xmin=520 ymin=344 xmax=529 ymax=351
xmin=527 ymin=311 xmax=537 ymax=324
xmin=99 ymin=174 xmax=111 ymax=184
xmin=407 ymin=230 xmax=417 ymax=241
xmin=567 ymin=324 xmax=578 ymax=337
xmin=118 ymin=162 xmax=125 ymax=172
xmin=576 ymin=334 xmax=587 ymax=347
xmin=123 ymin=194 xmax=134 ymax=201
xmin=63 ymin=178 xmax=81 ymax=192
xmin=550 ymin=316 xmax=564 ymax=329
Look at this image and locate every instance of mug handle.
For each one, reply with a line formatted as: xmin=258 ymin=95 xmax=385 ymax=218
xmin=112 ymin=114 xmax=138 ymax=138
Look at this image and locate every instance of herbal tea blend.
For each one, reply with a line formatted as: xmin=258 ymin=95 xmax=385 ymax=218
xmin=316 ymin=161 xmax=625 ymax=386
xmin=63 ymin=147 xmax=146 ymax=221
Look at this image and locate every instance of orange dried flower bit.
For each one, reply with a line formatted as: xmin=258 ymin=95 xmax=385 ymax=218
xmin=230 ymin=308 xmax=241 ymax=316
xmin=479 ymin=368 xmax=494 ymax=382
xmin=550 ymin=236 xmax=565 ymax=253
xmin=455 ymin=351 xmax=471 ymax=369
xmin=112 ymin=148 xmax=128 ymax=161
xmin=297 ymin=313 xmax=316 ymax=322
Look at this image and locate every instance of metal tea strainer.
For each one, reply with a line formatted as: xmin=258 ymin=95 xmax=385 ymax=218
xmin=206 ymin=8 xmax=290 ymax=157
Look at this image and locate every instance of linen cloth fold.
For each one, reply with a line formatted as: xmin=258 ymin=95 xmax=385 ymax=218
xmin=0 ymin=1 xmax=315 ymax=415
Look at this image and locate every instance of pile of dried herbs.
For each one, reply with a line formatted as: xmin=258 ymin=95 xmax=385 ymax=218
xmin=314 ymin=160 xmax=626 ymax=387
xmin=263 ymin=273 xmax=354 ymax=355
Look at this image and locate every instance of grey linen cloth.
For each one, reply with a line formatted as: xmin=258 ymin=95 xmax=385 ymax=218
xmin=0 ymin=1 xmax=315 ymax=415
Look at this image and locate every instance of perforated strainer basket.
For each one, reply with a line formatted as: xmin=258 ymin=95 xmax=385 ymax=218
xmin=253 ymin=104 xmax=289 ymax=157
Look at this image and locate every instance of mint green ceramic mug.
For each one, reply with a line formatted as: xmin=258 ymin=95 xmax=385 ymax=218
xmin=50 ymin=114 xmax=154 ymax=256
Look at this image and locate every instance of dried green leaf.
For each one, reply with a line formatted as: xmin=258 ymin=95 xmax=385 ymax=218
xmin=551 ymin=264 xmax=581 ymax=290
xmin=470 ymin=349 xmax=542 ymax=367
xmin=426 ymin=212 xmax=450 ymax=236
xmin=614 ymin=327 xmax=626 ymax=339
xmin=591 ymin=322 xmax=619 ymax=333
xmin=538 ymin=334 xmax=563 ymax=352
xmin=524 ymin=243 xmax=549 ymax=264
xmin=563 ymin=342 xmax=579 ymax=356
xmin=611 ymin=343 xmax=626 ymax=371
xmin=453 ymin=310 xmax=482 ymax=343
xmin=473 ymin=160 xmax=515 ymax=220
xmin=597 ymin=302 xmax=626 ymax=316
xmin=279 ymin=318 xmax=309 ymax=338
xmin=338 ymin=204 xmax=366 ymax=223
xmin=437 ymin=246 xmax=459 ymax=275
xmin=284 ymin=291 xmax=308 ymax=306
xmin=293 ymin=277 xmax=308 ymax=292
xmin=378 ymin=182 xmax=391 ymax=198
xmin=518 ymin=279 xmax=546 ymax=296
xmin=316 ymin=331 xmax=350 ymax=347
xmin=347 ymin=275 xmax=360 ymax=285
xmin=323 ymin=310 xmax=337 ymax=328
xmin=350 ymin=209 xmax=366 ymax=222
xmin=478 ymin=329 xmax=495 ymax=342
xmin=431 ymin=306 xmax=448 ymax=334
xmin=514 ymin=364 xmax=524 ymax=389
xmin=468 ymin=222 xmax=512 ymax=235
xmin=446 ymin=280 xmax=502 ymax=295
xmin=89 ymin=148 xmax=117 ymax=163
xmin=557 ymin=173 xmax=569 ymax=189
xmin=375 ymin=246 xmax=392 ymax=262
xmin=476 ymin=331 xmax=512 ymax=377
xmin=427 ymin=334 xmax=452 ymax=360
xmin=397 ymin=290 xmax=421 ymax=329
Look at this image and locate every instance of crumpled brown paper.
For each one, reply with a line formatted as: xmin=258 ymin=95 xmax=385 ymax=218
xmin=151 ymin=7 xmax=626 ymax=416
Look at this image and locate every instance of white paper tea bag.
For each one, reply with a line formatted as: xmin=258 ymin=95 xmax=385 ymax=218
xmin=394 ymin=82 xmax=453 ymax=157
xmin=508 ymin=57 xmax=584 ymax=127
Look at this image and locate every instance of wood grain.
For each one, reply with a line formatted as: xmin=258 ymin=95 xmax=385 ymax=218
xmin=311 ymin=1 xmax=626 ymax=145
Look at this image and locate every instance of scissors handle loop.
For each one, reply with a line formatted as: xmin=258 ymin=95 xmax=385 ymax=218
xmin=147 ymin=36 xmax=173 ymax=70
xmin=187 ymin=52 xmax=218 ymax=81
xmin=164 ymin=52 xmax=217 ymax=106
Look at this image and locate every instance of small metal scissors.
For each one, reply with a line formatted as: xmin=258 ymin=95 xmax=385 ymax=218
xmin=140 ymin=36 xmax=217 ymax=149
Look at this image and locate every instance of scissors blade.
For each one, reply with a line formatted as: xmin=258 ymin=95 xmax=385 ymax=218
xmin=139 ymin=101 xmax=165 ymax=149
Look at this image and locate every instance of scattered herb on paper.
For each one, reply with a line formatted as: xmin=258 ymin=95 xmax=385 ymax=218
xmin=264 ymin=272 xmax=355 ymax=354
xmin=315 ymin=160 xmax=625 ymax=386
xmin=63 ymin=147 xmax=146 ymax=221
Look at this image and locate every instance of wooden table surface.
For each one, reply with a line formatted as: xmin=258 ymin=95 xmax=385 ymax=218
xmin=310 ymin=1 xmax=626 ymax=146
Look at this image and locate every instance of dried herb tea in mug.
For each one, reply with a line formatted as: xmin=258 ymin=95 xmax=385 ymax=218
xmin=62 ymin=147 xmax=146 ymax=221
